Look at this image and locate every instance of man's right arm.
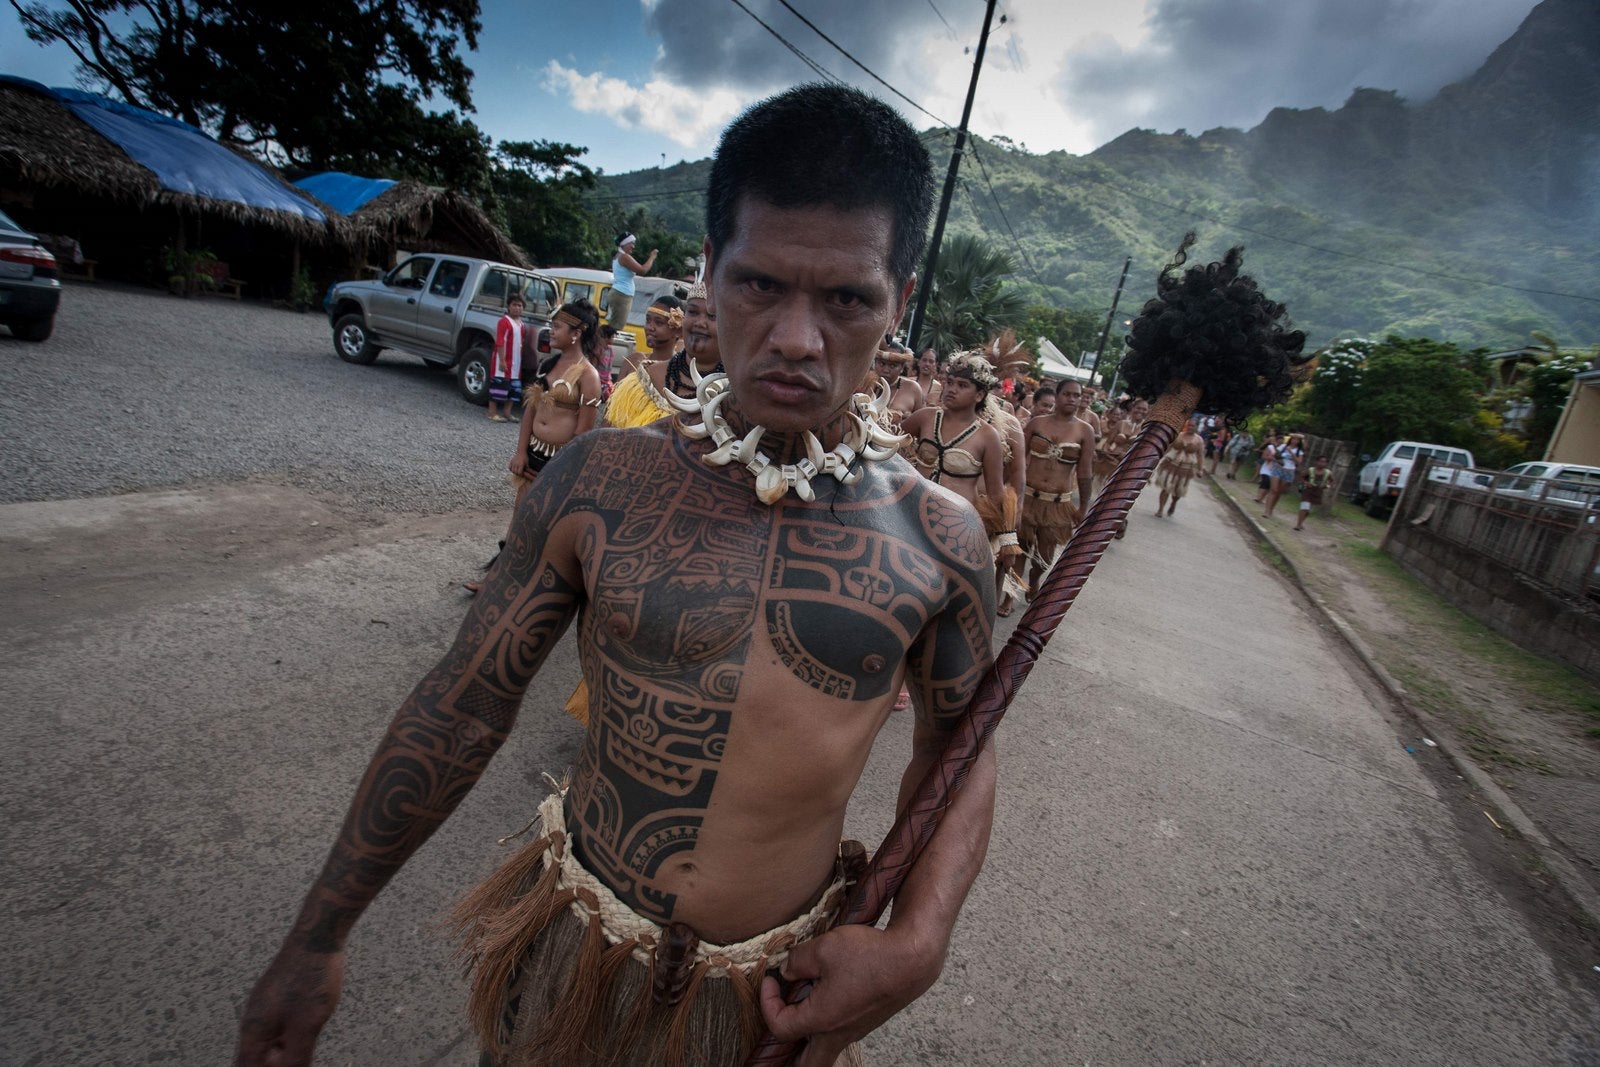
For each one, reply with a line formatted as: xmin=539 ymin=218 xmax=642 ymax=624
xmin=234 ymin=440 xmax=595 ymax=1066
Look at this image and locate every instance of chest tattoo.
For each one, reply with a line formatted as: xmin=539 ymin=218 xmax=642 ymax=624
xmin=766 ymin=522 xmax=943 ymax=700
xmin=566 ymin=435 xmax=968 ymax=920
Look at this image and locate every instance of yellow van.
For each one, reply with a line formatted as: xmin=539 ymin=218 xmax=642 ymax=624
xmin=540 ymin=266 xmax=688 ymax=361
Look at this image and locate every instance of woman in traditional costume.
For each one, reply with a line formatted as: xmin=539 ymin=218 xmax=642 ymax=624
xmin=603 ymin=281 xmax=721 ymax=430
xmin=1153 ymin=416 xmax=1206 ymax=517
xmin=913 ymin=346 xmax=943 ymax=407
xmin=901 ymin=352 xmax=1013 ymax=613
xmin=464 ymin=300 xmax=604 ymax=594
xmin=1011 ymin=376 xmax=1098 ymax=611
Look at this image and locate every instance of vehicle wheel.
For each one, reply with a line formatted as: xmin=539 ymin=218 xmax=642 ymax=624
xmin=1364 ymin=496 xmax=1391 ymax=519
xmin=10 ymin=315 xmax=53 ymax=342
xmin=1350 ymin=488 xmax=1368 ymax=506
xmin=334 ymin=314 xmax=379 ymax=364
xmin=457 ymin=343 xmax=491 ymax=405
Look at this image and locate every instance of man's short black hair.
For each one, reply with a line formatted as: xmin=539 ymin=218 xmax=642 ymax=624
xmin=706 ymin=83 xmax=934 ymax=285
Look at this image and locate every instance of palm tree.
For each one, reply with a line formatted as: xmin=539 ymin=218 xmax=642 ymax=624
xmin=919 ymin=234 xmax=1028 ymax=354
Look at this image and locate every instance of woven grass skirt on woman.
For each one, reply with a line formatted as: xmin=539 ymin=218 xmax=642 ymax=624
xmin=1154 ymin=455 xmax=1202 ymax=499
xmin=454 ymin=793 xmax=866 ymax=1067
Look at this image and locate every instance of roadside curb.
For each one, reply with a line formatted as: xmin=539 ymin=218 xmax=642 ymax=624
xmin=1207 ymin=475 xmax=1600 ymax=927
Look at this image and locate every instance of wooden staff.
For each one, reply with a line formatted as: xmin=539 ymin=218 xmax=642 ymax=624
xmin=745 ymin=382 xmax=1199 ymax=1066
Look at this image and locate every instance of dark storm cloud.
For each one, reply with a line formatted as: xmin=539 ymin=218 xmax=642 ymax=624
xmin=644 ymin=0 xmax=949 ymax=96
xmin=1060 ymin=0 xmax=1535 ymax=145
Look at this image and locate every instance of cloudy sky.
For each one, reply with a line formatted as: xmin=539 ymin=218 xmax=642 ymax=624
xmin=3 ymin=0 xmax=1539 ymax=175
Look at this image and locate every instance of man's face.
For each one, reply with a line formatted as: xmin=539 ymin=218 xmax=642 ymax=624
xmin=1033 ymin=390 xmax=1056 ymax=416
xmin=707 ymin=198 xmax=913 ymax=433
xmin=684 ymin=297 xmax=717 ymax=361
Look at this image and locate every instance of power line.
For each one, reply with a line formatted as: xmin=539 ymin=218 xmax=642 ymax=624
xmin=770 ymin=0 xmax=954 ymax=129
xmin=924 ymin=0 xmax=958 ymax=39
xmin=727 ymin=0 xmax=842 ymax=84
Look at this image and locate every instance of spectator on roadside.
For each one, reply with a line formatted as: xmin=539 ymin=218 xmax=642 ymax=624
xmin=1264 ymin=432 xmax=1305 ymax=518
xmin=1295 ymin=453 xmax=1333 ymax=530
xmin=1207 ymin=421 xmax=1232 ymax=476
xmin=1253 ymin=431 xmax=1282 ymax=503
xmin=608 ymin=233 xmax=657 ymax=333
xmin=486 ymin=293 xmax=526 ymax=423
xmin=1225 ymin=427 xmax=1255 ymax=480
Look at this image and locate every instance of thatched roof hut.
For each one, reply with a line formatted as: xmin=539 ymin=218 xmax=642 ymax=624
xmin=0 ymin=75 xmax=337 ymax=246
xmin=296 ymin=172 xmax=529 ymax=267
xmin=0 ymin=78 xmax=159 ymax=205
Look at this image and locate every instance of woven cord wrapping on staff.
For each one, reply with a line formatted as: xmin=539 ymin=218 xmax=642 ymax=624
xmin=747 ymin=234 xmax=1309 ymax=1066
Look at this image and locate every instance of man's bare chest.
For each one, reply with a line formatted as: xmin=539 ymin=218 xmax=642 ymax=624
xmin=576 ymin=487 xmax=949 ymax=703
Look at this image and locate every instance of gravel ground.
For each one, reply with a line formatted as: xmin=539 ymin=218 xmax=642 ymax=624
xmin=0 ymin=282 xmax=522 ymax=514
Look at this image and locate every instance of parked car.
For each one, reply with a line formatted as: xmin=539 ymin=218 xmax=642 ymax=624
xmin=1471 ymin=461 xmax=1600 ymax=509
xmin=324 ymin=255 xmax=558 ymax=404
xmin=0 ymin=208 xmax=61 ymax=342
xmin=1352 ymin=440 xmax=1475 ymax=518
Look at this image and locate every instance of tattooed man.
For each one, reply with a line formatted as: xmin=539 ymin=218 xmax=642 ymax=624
xmin=236 ymin=83 xmax=998 ymax=1067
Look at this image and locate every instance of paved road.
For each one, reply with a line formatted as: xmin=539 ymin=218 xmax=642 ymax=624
xmin=3 ymin=286 xmax=1597 ymax=1064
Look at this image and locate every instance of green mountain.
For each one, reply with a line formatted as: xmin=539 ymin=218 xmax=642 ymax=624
xmin=594 ymin=0 xmax=1600 ymax=350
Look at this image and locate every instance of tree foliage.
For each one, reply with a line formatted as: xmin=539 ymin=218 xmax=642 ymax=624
xmin=918 ymin=234 xmax=1027 ymax=354
xmin=1342 ymin=336 xmax=1483 ymax=453
xmin=491 ymin=140 xmax=606 ymax=267
xmin=1019 ymin=304 xmax=1104 ymax=365
xmin=15 ymin=0 xmax=491 ymax=192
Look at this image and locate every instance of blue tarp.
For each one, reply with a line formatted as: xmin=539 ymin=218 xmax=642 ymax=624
xmin=1 ymin=76 xmax=324 ymax=223
xmin=292 ymin=172 xmax=396 ymax=215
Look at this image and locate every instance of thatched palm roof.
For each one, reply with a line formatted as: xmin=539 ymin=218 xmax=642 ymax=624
xmin=0 ymin=80 xmax=159 ymax=204
xmin=346 ymin=181 xmax=530 ymax=267
xmin=0 ymin=77 xmax=339 ymax=244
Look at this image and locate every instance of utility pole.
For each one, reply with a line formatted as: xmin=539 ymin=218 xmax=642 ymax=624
xmin=1088 ymin=256 xmax=1131 ymax=384
xmin=906 ymin=0 xmax=999 ymax=351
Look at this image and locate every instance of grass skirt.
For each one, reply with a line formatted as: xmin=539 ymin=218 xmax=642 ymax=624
xmin=454 ymin=794 xmax=862 ymax=1067
xmin=1020 ymin=490 xmax=1079 ymax=564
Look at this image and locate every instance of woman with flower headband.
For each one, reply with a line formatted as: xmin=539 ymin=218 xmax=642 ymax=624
xmin=621 ymin=294 xmax=685 ymax=378
xmin=871 ymin=341 xmax=924 ymax=428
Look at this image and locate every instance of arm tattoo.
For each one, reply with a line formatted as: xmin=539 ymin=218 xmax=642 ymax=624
xmin=906 ymin=490 xmax=995 ymax=732
xmin=293 ymin=442 xmax=589 ymax=950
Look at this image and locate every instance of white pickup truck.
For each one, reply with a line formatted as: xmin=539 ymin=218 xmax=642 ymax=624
xmin=1352 ymin=440 xmax=1475 ymax=518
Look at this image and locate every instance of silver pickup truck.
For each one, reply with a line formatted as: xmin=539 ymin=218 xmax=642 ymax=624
xmin=325 ymin=254 xmax=559 ymax=405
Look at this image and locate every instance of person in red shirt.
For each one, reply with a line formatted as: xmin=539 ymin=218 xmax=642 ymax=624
xmin=486 ymin=293 xmax=525 ymax=423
